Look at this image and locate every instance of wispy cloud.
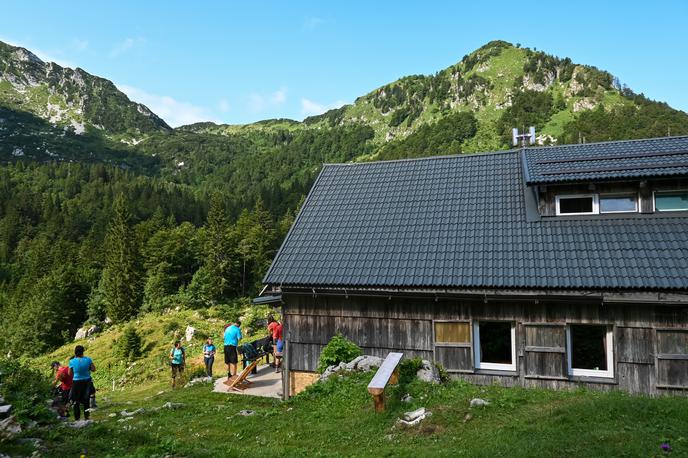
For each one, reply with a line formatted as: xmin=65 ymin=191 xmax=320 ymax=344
xmin=303 ymin=16 xmax=326 ymax=30
xmin=218 ymin=98 xmax=230 ymax=113
xmin=246 ymin=87 xmax=288 ymax=113
xmin=117 ymin=83 xmax=217 ymax=127
xmin=110 ymin=37 xmax=145 ymax=58
xmin=301 ymin=98 xmax=347 ymax=117
xmin=72 ymin=38 xmax=89 ymax=52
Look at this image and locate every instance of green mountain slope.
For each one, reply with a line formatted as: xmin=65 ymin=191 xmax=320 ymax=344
xmin=1 ymin=39 xmax=687 ymax=359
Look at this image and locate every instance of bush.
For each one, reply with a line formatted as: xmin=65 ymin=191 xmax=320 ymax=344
xmin=398 ymin=357 xmax=423 ymax=385
xmin=116 ymin=326 xmax=142 ymax=360
xmin=317 ymin=333 xmax=362 ymax=373
xmin=0 ymin=358 xmax=54 ymax=425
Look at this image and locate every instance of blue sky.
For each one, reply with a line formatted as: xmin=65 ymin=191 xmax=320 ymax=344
xmin=1 ymin=1 xmax=687 ymax=126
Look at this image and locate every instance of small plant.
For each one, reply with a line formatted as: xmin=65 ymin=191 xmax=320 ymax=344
xmin=317 ymin=333 xmax=362 ymax=373
xmin=434 ymin=361 xmax=450 ymax=384
xmin=398 ymin=357 xmax=423 ymax=385
xmin=117 ymin=326 xmax=142 ymax=360
xmin=0 ymin=358 xmax=53 ymax=425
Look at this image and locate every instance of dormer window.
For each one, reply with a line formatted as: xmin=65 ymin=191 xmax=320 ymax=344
xmin=556 ymin=194 xmax=596 ymax=215
xmin=599 ymin=194 xmax=638 ymax=213
xmin=654 ymin=191 xmax=688 ymax=212
xmin=556 ymin=193 xmax=639 ymax=216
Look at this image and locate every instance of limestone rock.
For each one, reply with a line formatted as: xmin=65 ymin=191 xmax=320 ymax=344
xmin=185 ymin=376 xmax=212 ymax=387
xmin=356 ymin=355 xmax=384 ymax=372
xmin=74 ymin=327 xmax=88 ymax=340
xmin=0 ymin=415 xmax=21 ymax=441
xmin=67 ymin=419 xmax=93 ymax=428
xmin=470 ymin=398 xmax=490 ymax=407
xmin=120 ymin=408 xmax=144 ymax=417
xmin=416 ymin=360 xmax=440 ymax=384
xmin=185 ymin=326 xmax=195 ymax=342
xmin=0 ymin=405 xmax=11 ymax=418
xmin=238 ymin=409 xmax=255 ymax=416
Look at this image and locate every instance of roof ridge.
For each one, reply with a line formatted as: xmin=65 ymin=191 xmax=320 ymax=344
xmin=525 ymin=134 xmax=688 ymax=151
xmin=324 ymin=148 xmax=519 ymax=167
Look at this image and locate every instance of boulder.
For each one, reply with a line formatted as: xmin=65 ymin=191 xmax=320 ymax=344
xmin=74 ymin=327 xmax=88 ymax=340
xmin=0 ymin=405 xmax=11 ymax=419
xmin=0 ymin=415 xmax=21 ymax=441
xmin=356 ymin=355 xmax=384 ymax=372
xmin=397 ymin=408 xmax=432 ymax=427
xmin=416 ymin=360 xmax=441 ymax=384
xmin=185 ymin=326 xmax=195 ymax=342
xmin=86 ymin=325 xmax=100 ymax=337
xmin=344 ymin=356 xmax=365 ymax=371
xmin=320 ymin=361 xmax=347 ymax=381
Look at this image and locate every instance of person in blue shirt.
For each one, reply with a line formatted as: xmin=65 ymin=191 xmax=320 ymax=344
xmin=202 ymin=337 xmax=216 ymax=377
xmin=223 ymin=320 xmax=242 ymax=380
xmin=169 ymin=341 xmax=185 ymax=388
xmin=68 ymin=345 xmax=95 ymax=421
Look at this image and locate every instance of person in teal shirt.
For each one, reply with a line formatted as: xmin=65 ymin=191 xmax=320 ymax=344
xmin=169 ymin=341 xmax=185 ymax=388
xmin=223 ymin=321 xmax=242 ymax=379
xmin=203 ymin=337 xmax=216 ymax=377
xmin=68 ymin=345 xmax=95 ymax=421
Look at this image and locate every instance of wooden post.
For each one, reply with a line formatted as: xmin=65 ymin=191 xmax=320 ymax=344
xmin=389 ymin=367 xmax=399 ymax=385
xmin=370 ymin=389 xmax=384 ymax=412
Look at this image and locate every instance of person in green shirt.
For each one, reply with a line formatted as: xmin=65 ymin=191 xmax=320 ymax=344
xmin=169 ymin=341 xmax=185 ymax=388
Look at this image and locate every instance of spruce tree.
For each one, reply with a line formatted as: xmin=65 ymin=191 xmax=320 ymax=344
xmin=101 ymin=194 xmax=143 ymax=322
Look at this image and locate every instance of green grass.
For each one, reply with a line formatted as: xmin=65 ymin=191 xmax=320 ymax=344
xmin=3 ymin=371 xmax=687 ymax=457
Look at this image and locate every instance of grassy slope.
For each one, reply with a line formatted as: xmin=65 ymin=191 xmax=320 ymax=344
xmin=9 ymin=311 xmax=688 ymax=457
xmin=3 ymin=371 xmax=687 ymax=457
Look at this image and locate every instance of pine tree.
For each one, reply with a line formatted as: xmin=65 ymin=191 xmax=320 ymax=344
xmin=117 ymin=326 xmax=142 ymax=360
xmin=101 ymin=194 xmax=143 ymax=322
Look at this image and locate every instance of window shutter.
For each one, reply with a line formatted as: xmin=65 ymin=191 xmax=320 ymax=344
xmin=433 ymin=321 xmax=472 ymax=372
xmin=524 ymin=324 xmax=567 ymax=380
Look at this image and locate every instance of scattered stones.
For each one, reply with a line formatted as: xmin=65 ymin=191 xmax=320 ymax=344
xmin=185 ymin=376 xmax=212 ymax=387
xmin=120 ymin=408 xmax=145 ymax=417
xmin=238 ymin=410 xmax=255 ymax=416
xmin=470 ymin=398 xmax=490 ymax=407
xmin=396 ymin=407 xmax=431 ymax=427
xmin=463 ymin=413 xmax=472 ymax=422
xmin=185 ymin=326 xmax=195 ymax=342
xmin=401 ymin=394 xmax=413 ymax=403
xmin=151 ymin=402 xmax=185 ymax=412
xmin=156 ymin=391 xmax=165 ymax=396
xmin=117 ymin=417 xmax=133 ymax=423
xmin=416 ymin=360 xmax=441 ymax=384
xmin=67 ymin=419 xmax=93 ymax=428
xmin=0 ymin=415 xmax=21 ymax=440
xmin=108 ymin=413 xmax=117 ymax=418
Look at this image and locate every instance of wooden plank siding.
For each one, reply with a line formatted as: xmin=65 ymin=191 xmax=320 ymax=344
xmin=282 ymin=293 xmax=688 ymax=396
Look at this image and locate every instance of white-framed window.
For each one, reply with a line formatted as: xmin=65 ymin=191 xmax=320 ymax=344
xmin=473 ymin=321 xmax=516 ymax=371
xmin=654 ymin=190 xmax=688 ymax=212
xmin=599 ymin=194 xmax=638 ymax=213
xmin=555 ymin=194 xmax=598 ymax=215
xmin=566 ymin=324 xmax=614 ymax=378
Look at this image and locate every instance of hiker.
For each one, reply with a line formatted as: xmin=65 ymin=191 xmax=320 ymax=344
xmin=51 ymin=360 xmax=73 ymax=418
xmin=272 ymin=319 xmax=284 ymax=373
xmin=68 ymin=345 xmax=95 ymax=421
xmin=203 ymin=337 xmax=216 ymax=377
xmin=169 ymin=341 xmax=186 ymax=388
xmin=267 ymin=315 xmax=278 ymax=366
xmin=223 ymin=320 xmax=242 ymax=379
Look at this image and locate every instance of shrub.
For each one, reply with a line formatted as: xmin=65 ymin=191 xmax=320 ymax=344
xmin=398 ymin=357 xmax=423 ymax=385
xmin=317 ymin=333 xmax=362 ymax=373
xmin=0 ymin=358 xmax=53 ymax=425
xmin=116 ymin=326 xmax=142 ymax=360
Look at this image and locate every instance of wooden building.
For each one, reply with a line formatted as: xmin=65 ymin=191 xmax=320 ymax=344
xmin=262 ymin=136 xmax=688 ymax=397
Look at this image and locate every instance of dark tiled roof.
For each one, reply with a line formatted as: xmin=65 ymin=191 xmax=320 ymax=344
xmin=264 ymin=146 xmax=688 ymax=291
xmin=523 ymin=136 xmax=688 ymax=184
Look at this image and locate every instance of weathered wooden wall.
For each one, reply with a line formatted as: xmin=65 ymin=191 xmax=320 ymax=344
xmin=283 ymin=293 xmax=688 ymax=396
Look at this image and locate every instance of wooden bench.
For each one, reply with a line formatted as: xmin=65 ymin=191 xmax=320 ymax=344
xmin=367 ymin=352 xmax=403 ymax=412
